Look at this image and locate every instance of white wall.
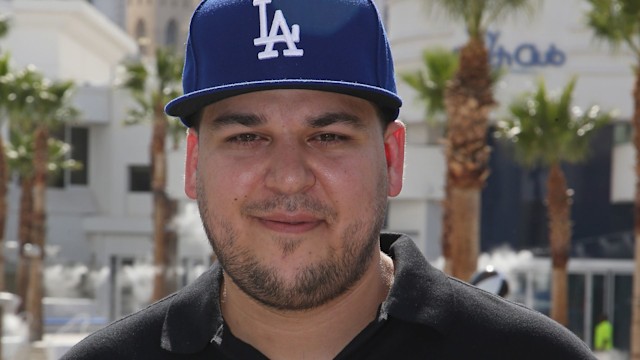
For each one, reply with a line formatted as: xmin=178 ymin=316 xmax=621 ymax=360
xmin=399 ymin=145 xmax=445 ymax=200
xmin=390 ymin=0 xmax=635 ymax=121
xmin=0 ymin=0 xmax=136 ymax=84
xmin=90 ymin=0 xmax=126 ymax=29
xmin=611 ymin=143 xmax=634 ymax=203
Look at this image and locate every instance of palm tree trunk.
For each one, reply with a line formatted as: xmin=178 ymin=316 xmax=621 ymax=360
xmin=151 ymin=104 xmax=177 ymax=302
xmin=27 ymin=124 xmax=48 ymax=341
xmin=441 ymin=176 xmax=453 ymax=275
xmin=443 ymin=36 xmax=494 ymax=281
xmin=631 ymin=64 xmax=640 ymax=360
xmin=546 ymin=162 xmax=571 ymax=326
xmin=0 ymin=136 xmax=7 ymax=357
xmin=16 ymin=175 xmax=34 ymax=313
xmin=26 ymin=255 xmax=43 ymax=342
xmin=0 ymin=136 xmax=8 ymax=292
xmin=448 ymin=187 xmax=480 ymax=280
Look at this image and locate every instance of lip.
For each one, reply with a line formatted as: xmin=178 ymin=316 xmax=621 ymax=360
xmin=255 ymin=213 xmax=324 ymax=234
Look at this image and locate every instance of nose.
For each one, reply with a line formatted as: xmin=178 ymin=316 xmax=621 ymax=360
xmin=265 ymin=140 xmax=316 ymax=195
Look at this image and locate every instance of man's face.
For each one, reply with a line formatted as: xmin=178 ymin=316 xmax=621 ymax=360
xmin=184 ymin=89 xmax=405 ymax=311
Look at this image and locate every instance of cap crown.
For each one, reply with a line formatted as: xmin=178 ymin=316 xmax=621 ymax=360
xmin=165 ymin=0 xmax=401 ymax=126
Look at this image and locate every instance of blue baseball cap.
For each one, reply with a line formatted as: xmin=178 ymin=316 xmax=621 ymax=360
xmin=165 ymin=0 xmax=402 ymax=127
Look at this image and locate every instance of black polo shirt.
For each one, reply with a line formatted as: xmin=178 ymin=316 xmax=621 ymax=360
xmin=62 ymin=233 xmax=595 ymax=359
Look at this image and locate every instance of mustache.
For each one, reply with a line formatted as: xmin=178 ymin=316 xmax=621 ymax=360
xmin=241 ymin=195 xmax=337 ymax=220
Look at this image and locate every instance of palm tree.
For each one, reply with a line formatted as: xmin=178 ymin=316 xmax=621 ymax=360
xmin=0 ymin=26 xmax=11 ymax=354
xmin=30 ymin=80 xmax=77 ymax=342
xmin=1 ymin=65 xmax=78 ymax=341
xmin=1 ymin=65 xmax=44 ymax=313
xmin=0 ymin=52 xmax=10 ymax=294
xmin=121 ymin=47 xmax=183 ymax=301
xmin=496 ymin=77 xmax=609 ymax=326
xmin=1 ymin=66 xmax=42 ymax=310
xmin=402 ymin=48 xmax=503 ymax=275
xmin=422 ymin=0 xmax=541 ymax=281
xmin=5 ymin=132 xmax=80 ymax=314
xmin=584 ymin=0 xmax=640 ymax=356
xmin=402 ymin=48 xmax=459 ymax=123
xmin=402 ymin=48 xmax=458 ymax=274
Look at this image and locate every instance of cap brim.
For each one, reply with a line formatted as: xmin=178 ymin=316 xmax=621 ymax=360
xmin=165 ymin=79 xmax=402 ymax=127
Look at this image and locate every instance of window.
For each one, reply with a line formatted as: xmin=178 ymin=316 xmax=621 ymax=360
xmin=70 ymin=127 xmax=89 ymax=185
xmin=135 ymin=19 xmax=149 ymax=56
xmin=165 ymin=19 xmax=178 ymax=48
xmin=613 ymin=121 xmax=632 ymax=145
xmin=129 ymin=165 xmax=151 ymax=192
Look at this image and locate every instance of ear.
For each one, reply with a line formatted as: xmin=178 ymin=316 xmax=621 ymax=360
xmin=383 ymin=120 xmax=405 ymax=197
xmin=184 ymin=128 xmax=198 ymax=199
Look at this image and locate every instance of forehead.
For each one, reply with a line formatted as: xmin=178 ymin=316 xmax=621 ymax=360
xmin=200 ymin=89 xmax=380 ymax=125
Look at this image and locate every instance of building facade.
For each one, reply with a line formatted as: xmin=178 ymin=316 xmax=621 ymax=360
xmin=388 ymin=0 xmax=634 ymax=353
xmin=123 ymin=0 xmax=199 ymax=56
xmin=388 ymin=0 xmax=634 ymax=257
xmin=0 ymin=0 xmax=205 ymax=322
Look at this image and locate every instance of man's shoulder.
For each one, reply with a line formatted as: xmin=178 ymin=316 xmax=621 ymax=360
xmin=442 ymin=277 xmax=595 ymax=358
xmin=379 ymin=233 xmax=594 ymax=359
xmin=60 ymin=295 xmax=176 ymax=360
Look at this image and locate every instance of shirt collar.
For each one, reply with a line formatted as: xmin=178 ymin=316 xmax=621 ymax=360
xmin=161 ymin=263 xmax=224 ymax=354
xmin=380 ymin=233 xmax=455 ymax=335
xmin=160 ymin=233 xmax=454 ymax=354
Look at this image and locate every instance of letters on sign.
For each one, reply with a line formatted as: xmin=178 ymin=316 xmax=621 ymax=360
xmin=486 ymin=31 xmax=566 ymax=69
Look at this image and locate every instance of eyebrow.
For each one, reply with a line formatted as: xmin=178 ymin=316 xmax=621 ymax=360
xmin=206 ymin=112 xmax=365 ymax=130
xmin=308 ymin=112 xmax=365 ymax=129
xmin=209 ymin=114 xmax=266 ymax=130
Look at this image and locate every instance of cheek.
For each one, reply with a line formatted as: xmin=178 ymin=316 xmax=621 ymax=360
xmin=316 ymin=151 xmax=385 ymax=205
xmin=198 ymin=155 xmax=260 ymax=204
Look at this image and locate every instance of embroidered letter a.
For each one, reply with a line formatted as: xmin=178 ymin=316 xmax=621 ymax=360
xmin=253 ymin=0 xmax=304 ymax=60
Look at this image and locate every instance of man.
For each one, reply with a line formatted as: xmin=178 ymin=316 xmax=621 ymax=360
xmin=594 ymin=313 xmax=613 ymax=352
xmin=63 ymin=0 xmax=595 ymax=359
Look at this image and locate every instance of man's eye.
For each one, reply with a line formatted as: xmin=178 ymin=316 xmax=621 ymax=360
xmin=230 ymin=133 xmax=260 ymax=143
xmin=314 ymin=133 xmax=344 ymax=143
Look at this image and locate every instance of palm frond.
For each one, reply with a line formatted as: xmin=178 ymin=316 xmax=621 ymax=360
xmin=121 ymin=60 xmax=149 ymax=93
xmin=47 ymin=138 xmax=83 ymax=174
xmin=497 ymin=77 xmax=611 ymax=168
xmin=401 ymin=48 xmax=458 ymax=121
xmin=423 ymin=0 xmax=540 ymax=38
xmin=123 ymin=106 xmax=152 ymax=126
xmin=584 ymin=0 xmax=640 ymax=56
xmin=0 ymin=65 xmax=78 ymax=131
xmin=0 ymin=14 xmax=10 ymax=39
xmin=6 ymin=132 xmax=35 ymax=177
xmin=0 ymin=52 xmax=9 ymax=77
xmin=121 ymin=47 xmax=184 ymax=132
xmin=483 ymin=0 xmax=541 ymax=30
xmin=156 ymin=47 xmax=184 ymax=88
xmin=7 ymin=132 xmax=82 ymax=177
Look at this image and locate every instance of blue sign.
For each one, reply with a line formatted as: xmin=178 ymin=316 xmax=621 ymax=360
xmin=486 ymin=31 xmax=566 ymax=68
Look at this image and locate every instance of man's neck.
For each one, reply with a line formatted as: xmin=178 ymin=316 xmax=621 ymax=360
xmin=220 ymin=252 xmax=394 ymax=360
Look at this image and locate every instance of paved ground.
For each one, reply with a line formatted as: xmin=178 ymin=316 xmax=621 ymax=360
xmin=12 ymin=343 xmax=46 ymax=360
xmin=9 ymin=333 xmax=88 ymax=360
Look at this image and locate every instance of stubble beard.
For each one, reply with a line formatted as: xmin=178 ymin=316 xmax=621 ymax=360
xmin=196 ymin=176 xmax=388 ymax=312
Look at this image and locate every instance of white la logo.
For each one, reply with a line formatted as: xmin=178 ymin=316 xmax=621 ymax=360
xmin=253 ymin=0 xmax=304 ymax=60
